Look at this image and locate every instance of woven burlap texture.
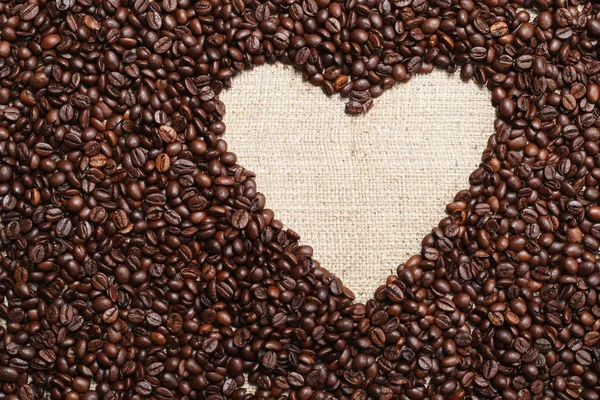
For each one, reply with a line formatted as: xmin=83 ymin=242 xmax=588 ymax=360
xmin=221 ymin=64 xmax=494 ymax=303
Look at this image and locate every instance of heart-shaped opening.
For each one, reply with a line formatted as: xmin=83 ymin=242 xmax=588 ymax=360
xmin=221 ymin=65 xmax=495 ymax=303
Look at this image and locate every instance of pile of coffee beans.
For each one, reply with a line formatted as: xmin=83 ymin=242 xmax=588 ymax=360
xmin=2 ymin=0 xmax=600 ymax=399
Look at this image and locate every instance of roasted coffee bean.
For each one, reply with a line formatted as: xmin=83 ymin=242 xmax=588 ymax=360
xmin=576 ymin=350 xmax=593 ymax=366
xmin=231 ymin=209 xmax=250 ymax=229
xmin=482 ymin=360 xmax=499 ymax=380
xmin=156 ymin=153 xmax=171 ymax=172
xmin=2 ymin=2 xmax=600 ymax=399
xmin=0 ymin=367 xmax=18 ymax=382
xmin=136 ymin=381 xmax=153 ymax=396
xmin=20 ymin=4 xmax=39 ymax=20
xmin=262 ymin=351 xmax=277 ymax=369
xmin=159 ymin=125 xmax=178 ymax=143
xmin=172 ymin=159 xmax=195 ymax=175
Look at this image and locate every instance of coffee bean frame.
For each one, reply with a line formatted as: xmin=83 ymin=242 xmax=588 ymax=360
xmin=0 ymin=1 xmax=599 ymax=400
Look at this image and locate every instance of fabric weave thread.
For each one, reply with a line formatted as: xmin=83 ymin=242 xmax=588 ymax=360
xmin=221 ymin=65 xmax=495 ymax=302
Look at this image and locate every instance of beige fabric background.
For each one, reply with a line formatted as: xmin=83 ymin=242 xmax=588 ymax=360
xmin=221 ymin=65 xmax=494 ymax=303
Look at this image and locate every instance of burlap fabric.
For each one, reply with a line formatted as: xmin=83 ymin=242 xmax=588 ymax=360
xmin=220 ymin=64 xmax=495 ymax=303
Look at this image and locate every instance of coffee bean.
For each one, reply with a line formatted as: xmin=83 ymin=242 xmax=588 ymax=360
xmin=20 ymin=4 xmax=39 ymax=21
xmin=231 ymin=209 xmax=250 ymax=229
xmin=0 ymin=366 xmax=18 ymax=382
xmin=17 ymin=385 xmax=35 ymax=400
xmin=159 ymin=125 xmax=177 ymax=143
xmin=41 ymin=34 xmax=62 ymax=49
xmin=146 ymin=312 xmax=162 ymax=326
xmin=436 ymin=298 xmax=456 ymax=312
xmin=418 ymin=356 xmax=433 ymax=371
xmin=584 ymin=332 xmax=600 ymax=347
xmin=455 ymin=332 xmax=472 ymax=347
xmin=154 ymin=153 xmax=170 ymax=173
xmin=147 ymin=11 xmax=162 ymax=30
xmin=55 ymin=218 xmax=73 ymax=237
xmin=562 ymin=94 xmax=577 ymax=111
xmin=83 ymin=15 xmax=100 ymax=30
xmin=482 ymin=360 xmax=499 ymax=380
xmin=576 ymin=350 xmax=593 ymax=366
xmin=112 ymin=210 xmax=129 ymax=229
xmin=136 ymin=381 xmax=153 ymax=396
xmin=2 ymin=3 xmax=600 ymax=399
xmin=488 ymin=311 xmax=504 ymax=326
xmin=261 ymin=351 xmax=277 ymax=369
xmin=2 ymin=107 xmax=20 ymax=121
xmin=172 ymin=159 xmax=195 ymax=175
xmin=288 ymin=372 xmax=304 ymax=387
xmin=28 ymin=243 xmax=46 ymax=263
xmin=154 ymin=37 xmax=172 ymax=53
xmin=550 ymin=362 xmax=566 ymax=376
xmin=202 ymin=338 xmax=219 ymax=354
xmin=128 ymin=308 xmax=145 ymax=324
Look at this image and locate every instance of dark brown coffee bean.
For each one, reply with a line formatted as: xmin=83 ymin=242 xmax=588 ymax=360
xmin=172 ymin=159 xmax=195 ymax=175
xmin=262 ymin=351 xmax=277 ymax=369
xmin=584 ymin=332 xmax=600 ymax=347
xmin=147 ymin=11 xmax=162 ymax=30
xmin=418 ymin=356 xmax=433 ymax=371
xmin=288 ymin=372 xmax=304 ymax=387
xmin=576 ymin=350 xmax=593 ymax=366
xmin=482 ymin=360 xmax=498 ymax=380
xmin=159 ymin=125 xmax=177 ymax=143
xmin=146 ymin=312 xmax=162 ymax=326
xmin=488 ymin=311 xmax=504 ymax=326
xmin=20 ymin=4 xmax=39 ymax=20
xmin=154 ymin=37 xmax=173 ymax=53
xmin=55 ymin=218 xmax=73 ymax=237
xmin=148 ymin=155 xmax=168 ymax=176
xmin=0 ymin=367 xmax=18 ymax=382
xmin=231 ymin=209 xmax=250 ymax=229
xmin=2 ymin=3 xmax=600 ymax=399
xmin=135 ymin=381 xmax=153 ymax=396
xmin=436 ymin=298 xmax=456 ymax=312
